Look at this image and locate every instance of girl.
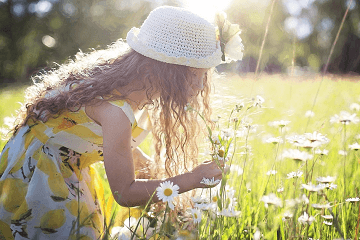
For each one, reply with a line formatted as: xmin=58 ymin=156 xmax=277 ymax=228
xmin=0 ymin=6 xmax=243 ymax=239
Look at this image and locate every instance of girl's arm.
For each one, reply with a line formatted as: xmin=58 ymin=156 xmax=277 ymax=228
xmin=132 ymin=147 xmax=154 ymax=179
xmin=87 ymin=101 xmax=222 ymax=207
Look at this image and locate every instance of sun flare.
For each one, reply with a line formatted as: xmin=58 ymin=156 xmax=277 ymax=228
xmin=180 ymin=0 xmax=233 ymax=22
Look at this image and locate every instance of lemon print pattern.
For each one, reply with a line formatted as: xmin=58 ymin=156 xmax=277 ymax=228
xmin=36 ymin=209 xmax=66 ymax=234
xmin=0 ymin=99 xmax=151 ymax=239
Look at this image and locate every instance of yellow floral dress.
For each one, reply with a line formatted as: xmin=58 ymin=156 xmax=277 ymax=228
xmin=0 ymin=99 xmax=151 ymax=239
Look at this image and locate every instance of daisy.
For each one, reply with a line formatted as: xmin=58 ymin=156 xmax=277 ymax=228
xmin=321 ymin=215 xmax=333 ymax=220
xmin=253 ymin=95 xmax=265 ymax=107
xmin=301 ymin=183 xmax=326 ymax=192
xmin=346 ymin=197 xmax=360 ymax=202
xmin=304 ymin=131 xmax=329 ymax=143
xmin=266 ymin=170 xmax=277 ymax=176
xmin=312 ymin=203 xmax=331 ymax=209
xmin=323 ymin=221 xmax=333 ymax=226
xmin=261 ymin=193 xmax=282 ymax=208
xmin=350 ymin=102 xmax=360 ymax=111
xmin=319 ymin=183 xmax=337 ymax=190
xmin=316 ymin=176 xmax=336 ymax=183
xmin=287 ymin=171 xmax=303 ymax=179
xmin=301 ymin=194 xmax=310 ymax=204
xmin=295 ymin=139 xmax=323 ymax=149
xmin=330 ymin=111 xmax=359 ymax=125
xmin=349 ymin=142 xmax=360 ymax=151
xmin=282 ymin=149 xmax=313 ymax=162
xmin=265 ymin=136 xmax=283 ymax=144
xmin=156 ymin=181 xmax=179 ymax=210
xmin=286 ymin=134 xmax=306 ymax=144
xmin=200 ymin=177 xmax=221 ymax=186
xmin=305 ymin=110 xmax=315 ymax=118
xmin=190 ymin=208 xmax=202 ymax=223
xmin=269 ymin=120 xmax=291 ymax=128
xmin=217 ymin=207 xmax=241 ymax=217
xmin=191 ymin=196 xmax=208 ymax=204
xmin=315 ymin=149 xmax=329 ymax=155
xmin=338 ymin=150 xmax=348 ymax=156
xmin=283 ymin=211 xmax=294 ymax=220
xmin=298 ymin=212 xmax=315 ymax=225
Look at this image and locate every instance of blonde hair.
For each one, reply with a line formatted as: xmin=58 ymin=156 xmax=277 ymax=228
xmin=14 ymin=40 xmax=213 ymax=177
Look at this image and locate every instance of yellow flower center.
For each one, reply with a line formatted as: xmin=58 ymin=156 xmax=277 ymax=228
xmin=212 ymin=196 xmax=218 ymax=202
xmin=194 ymin=213 xmax=198 ymax=218
xmin=164 ymin=188 xmax=173 ymax=196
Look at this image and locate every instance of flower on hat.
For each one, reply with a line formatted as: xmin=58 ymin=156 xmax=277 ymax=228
xmin=215 ymin=12 xmax=244 ymax=62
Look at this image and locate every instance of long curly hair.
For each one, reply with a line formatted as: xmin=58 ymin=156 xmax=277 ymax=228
xmin=13 ymin=40 xmax=213 ymax=178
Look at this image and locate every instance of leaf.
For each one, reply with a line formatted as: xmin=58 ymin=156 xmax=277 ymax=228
xmin=50 ymin=195 xmax=67 ymax=202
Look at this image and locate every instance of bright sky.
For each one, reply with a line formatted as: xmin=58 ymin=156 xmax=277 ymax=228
xmin=179 ymin=0 xmax=233 ymax=23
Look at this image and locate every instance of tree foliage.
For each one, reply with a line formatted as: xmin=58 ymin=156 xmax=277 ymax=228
xmin=0 ymin=0 xmax=359 ymax=87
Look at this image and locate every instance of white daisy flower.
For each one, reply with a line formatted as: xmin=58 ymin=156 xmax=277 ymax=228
xmin=346 ymin=197 xmax=360 ymax=202
xmin=301 ymin=183 xmax=326 ymax=192
xmin=305 ymin=110 xmax=315 ymax=118
xmin=315 ymin=149 xmax=329 ymax=155
xmin=286 ymin=134 xmax=306 ymax=144
xmin=295 ymin=139 xmax=323 ymax=149
xmin=282 ymin=149 xmax=313 ymax=162
xmin=319 ymin=183 xmax=337 ymax=190
xmin=265 ymin=136 xmax=283 ymax=144
xmin=266 ymin=170 xmax=277 ymax=176
xmin=298 ymin=212 xmax=315 ymax=225
xmin=191 ymin=196 xmax=208 ymax=204
xmin=301 ymin=194 xmax=310 ymax=204
xmin=254 ymin=229 xmax=261 ymax=240
xmin=321 ymin=215 xmax=333 ymax=220
xmin=323 ymin=221 xmax=333 ymax=226
xmin=283 ymin=211 xmax=294 ymax=220
xmin=312 ymin=203 xmax=331 ymax=209
xmin=261 ymin=193 xmax=282 ymax=208
xmin=349 ymin=143 xmax=360 ymax=151
xmin=350 ymin=102 xmax=360 ymax=111
xmin=200 ymin=177 xmax=221 ymax=186
xmin=338 ymin=150 xmax=348 ymax=156
xmin=269 ymin=120 xmax=291 ymax=128
xmin=194 ymin=202 xmax=210 ymax=210
xmin=190 ymin=208 xmax=202 ymax=223
xmin=316 ymin=176 xmax=336 ymax=183
xmin=287 ymin=171 xmax=303 ymax=179
xmin=254 ymin=95 xmax=265 ymax=107
xmin=156 ymin=181 xmax=179 ymax=210
xmin=217 ymin=207 xmax=241 ymax=217
xmin=330 ymin=111 xmax=359 ymax=125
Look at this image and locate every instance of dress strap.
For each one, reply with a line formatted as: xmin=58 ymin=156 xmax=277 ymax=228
xmin=108 ymin=100 xmax=136 ymax=126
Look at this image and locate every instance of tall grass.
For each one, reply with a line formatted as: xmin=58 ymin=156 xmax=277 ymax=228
xmin=1 ymin=74 xmax=360 ymax=239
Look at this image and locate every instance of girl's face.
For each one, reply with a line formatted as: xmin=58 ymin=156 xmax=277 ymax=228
xmin=188 ymin=68 xmax=208 ymax=96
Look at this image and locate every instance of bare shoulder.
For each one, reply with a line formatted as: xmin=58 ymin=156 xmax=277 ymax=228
xmin=85 ymin=100 xmax=130 ymax=127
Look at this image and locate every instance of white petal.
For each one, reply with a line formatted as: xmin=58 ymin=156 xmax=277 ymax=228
xmin=224 ymin=34 xmax=244 ymax=61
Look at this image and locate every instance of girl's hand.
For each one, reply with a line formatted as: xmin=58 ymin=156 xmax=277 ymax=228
xmin=190 ymin=160 xmax=225 ymax=188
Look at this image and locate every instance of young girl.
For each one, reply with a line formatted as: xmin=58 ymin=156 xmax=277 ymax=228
xmin=0 ymin=6 xmax=243 ymax=239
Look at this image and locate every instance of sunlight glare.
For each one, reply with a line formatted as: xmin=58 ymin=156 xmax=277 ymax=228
xmin=179 ymin=0 xmax=233 ymax=23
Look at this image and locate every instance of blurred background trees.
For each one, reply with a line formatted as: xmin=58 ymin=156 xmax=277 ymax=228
xmin=0 ymin=0 xmax=359 ymax=87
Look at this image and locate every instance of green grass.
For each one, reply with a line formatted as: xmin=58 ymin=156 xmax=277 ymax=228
xmin=1 ymin=74 xmax=360 ymax=239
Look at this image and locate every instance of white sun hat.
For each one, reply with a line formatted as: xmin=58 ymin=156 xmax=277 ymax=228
xmin=126 ymin=6 xmax=223 ymax=68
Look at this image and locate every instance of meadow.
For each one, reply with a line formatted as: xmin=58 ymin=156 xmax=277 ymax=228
xmin=1 ymin=73 xmax=360 ymax=239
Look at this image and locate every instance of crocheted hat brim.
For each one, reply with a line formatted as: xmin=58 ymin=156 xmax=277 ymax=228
xmin=126 ymin=27 xmax=223 ymax=69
